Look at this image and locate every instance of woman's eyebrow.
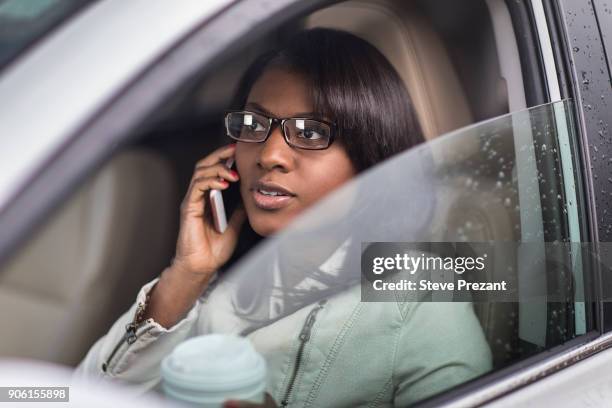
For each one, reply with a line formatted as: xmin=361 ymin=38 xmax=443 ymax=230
xmin=245 ymin=102 xmax=315 ymax=118
xmin=244 ymin=102 xmax=271 ymax=115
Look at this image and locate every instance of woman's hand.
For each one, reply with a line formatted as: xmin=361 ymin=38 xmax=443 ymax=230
xmin=171 ymin=143 xmax=246 ymax=283
xmin=143 ymin=144 xmax=247 ymax=328
xmin=223 ymin=393 xmax=278 ymax=408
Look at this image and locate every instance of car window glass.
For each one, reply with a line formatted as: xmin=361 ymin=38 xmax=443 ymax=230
xmin=215 ymin=99 xmax=589 ymax=403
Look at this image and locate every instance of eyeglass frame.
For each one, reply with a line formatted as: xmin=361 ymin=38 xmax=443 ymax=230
xmin=224 ymin=109 xmax=338 ymax=150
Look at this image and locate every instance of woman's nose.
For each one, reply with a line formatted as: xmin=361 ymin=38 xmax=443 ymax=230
xmin=257 ymin=124 xmax=294 ymax=172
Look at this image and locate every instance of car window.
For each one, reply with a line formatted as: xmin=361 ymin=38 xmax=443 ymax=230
xmin=0 ymin=0 xmax=93 ymax=70
xmin=214 ymin=99 xmax=589 ymax=404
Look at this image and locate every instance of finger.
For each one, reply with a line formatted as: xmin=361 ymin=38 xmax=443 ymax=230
xmin=193 ymin=163 xmax=239 ymax=182
xmin=182 ymin=177 xmax=229 ymax=209
xmin=191 ymin=176 xmax=230 ymax=192
xmin=196 ymin=144 xmax=236 ymax=168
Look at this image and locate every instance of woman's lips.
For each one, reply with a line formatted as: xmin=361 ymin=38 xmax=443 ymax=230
xmin=251 ymin=181 xmax=295 ymax=210
xmin=252 ymin=190 xmax=294 ymax=210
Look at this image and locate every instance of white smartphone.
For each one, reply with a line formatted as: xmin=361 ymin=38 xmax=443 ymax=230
xmin=209 ymin=157 xmax=234 ymax=233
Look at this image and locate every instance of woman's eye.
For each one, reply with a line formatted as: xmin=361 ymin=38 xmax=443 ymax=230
xmin=298 ymin=129 xmax=324 ymax=140
xmin=246 ymin=122 xmax=266 ymax=132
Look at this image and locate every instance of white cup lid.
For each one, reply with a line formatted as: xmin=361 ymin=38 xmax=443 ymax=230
xmin=161 ymin=334 xmax=266 ymax=392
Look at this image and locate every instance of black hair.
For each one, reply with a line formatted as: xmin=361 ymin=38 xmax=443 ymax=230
xmin=231 ymin=28 xmax=424 ymax=172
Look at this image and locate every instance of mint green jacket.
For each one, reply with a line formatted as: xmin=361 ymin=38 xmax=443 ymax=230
xmin=75 ymin=274 xmax=492 ymax=407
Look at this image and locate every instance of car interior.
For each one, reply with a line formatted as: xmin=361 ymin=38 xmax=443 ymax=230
xmin=1 ymin=0 xmax=572 ymax=383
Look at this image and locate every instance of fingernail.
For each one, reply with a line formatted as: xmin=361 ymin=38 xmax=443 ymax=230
xmin=231 ymin=170 xmax=239 ymax=178
xmin=223 ymin=401 xmax=239 ymax=408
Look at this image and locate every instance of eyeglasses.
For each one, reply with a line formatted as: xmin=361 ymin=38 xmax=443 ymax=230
xmin=224 ymin=110 xmax=337 ymax=150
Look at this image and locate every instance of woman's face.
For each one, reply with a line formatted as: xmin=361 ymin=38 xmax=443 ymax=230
xmin=235 ymin=68 xmax=356 ymax=236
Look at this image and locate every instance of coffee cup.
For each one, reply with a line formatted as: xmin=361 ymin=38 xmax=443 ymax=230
xmin=161 ymin=334 xmax=267 ymax=408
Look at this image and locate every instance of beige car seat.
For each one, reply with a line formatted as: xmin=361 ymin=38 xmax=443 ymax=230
xmin=0 ymin=150 xmax=179 ymax=366
xmin=307 ymin=0 xmax=519 ymax=366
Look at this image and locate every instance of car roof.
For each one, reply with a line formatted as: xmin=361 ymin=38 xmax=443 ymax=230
xmin=0 ymin=0 xmax=231 ymax=211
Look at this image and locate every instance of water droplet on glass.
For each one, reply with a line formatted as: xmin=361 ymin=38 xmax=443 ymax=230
xmin=581 ymin=71 xmax=590 ymax=85
xmin=504 ymin=198 xmax=512 ymax=207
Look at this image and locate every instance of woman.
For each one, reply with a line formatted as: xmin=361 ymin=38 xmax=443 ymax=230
xmin=76 ymin=28 xmax=491 ymax=407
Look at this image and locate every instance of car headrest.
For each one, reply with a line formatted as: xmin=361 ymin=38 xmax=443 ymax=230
xmin=306 ymin=0 xmax=474 ymax=141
